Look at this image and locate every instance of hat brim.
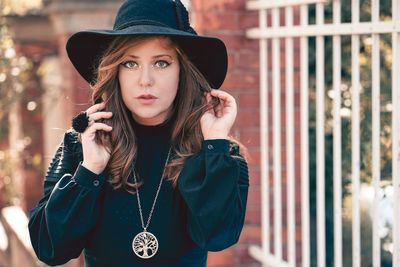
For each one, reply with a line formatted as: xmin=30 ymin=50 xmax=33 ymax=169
xmin=66 ymin=25 xmax=228 ymax=88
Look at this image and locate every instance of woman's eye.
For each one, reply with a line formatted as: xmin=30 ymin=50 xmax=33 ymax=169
xmin=154 ymin=60 xmax=170 ymax=69
xmin=122 ymin=61 xmax=138 ymax=69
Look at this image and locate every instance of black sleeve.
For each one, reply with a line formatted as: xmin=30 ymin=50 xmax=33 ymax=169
xmin=177 ymin=139 xmax=249 ymax=251
xmin=28 ymin=130 xmax=106 ymax=266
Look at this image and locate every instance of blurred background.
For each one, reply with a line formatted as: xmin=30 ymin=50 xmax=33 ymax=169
xmin=0 ymin=0 xmax=397 ymax=267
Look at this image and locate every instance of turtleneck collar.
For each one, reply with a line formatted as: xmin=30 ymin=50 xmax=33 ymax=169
xmin=130 ymin=113 xmax=175 ymax=139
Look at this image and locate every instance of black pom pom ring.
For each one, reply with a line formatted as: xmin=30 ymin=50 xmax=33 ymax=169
xmin=72 ymin=111 xmax=90 ymax=133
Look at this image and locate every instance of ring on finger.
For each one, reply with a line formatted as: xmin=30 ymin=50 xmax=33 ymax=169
xmin=72 ymin=111 xmax=90 ymax=133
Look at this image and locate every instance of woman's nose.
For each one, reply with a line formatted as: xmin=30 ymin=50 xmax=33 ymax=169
xmin=139 ymin=65 xmax=154 ymax=87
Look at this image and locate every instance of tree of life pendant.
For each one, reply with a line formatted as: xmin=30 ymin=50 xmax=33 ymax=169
xmin=132 ymin=231 xmax=158 ymax=259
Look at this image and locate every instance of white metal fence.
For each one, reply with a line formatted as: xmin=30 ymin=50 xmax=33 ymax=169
xmin=245 ymin=0 xmax=400 ymax=266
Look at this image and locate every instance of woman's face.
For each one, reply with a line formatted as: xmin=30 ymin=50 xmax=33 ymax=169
xmin=118 ymin=37 xmax=180 ymax=126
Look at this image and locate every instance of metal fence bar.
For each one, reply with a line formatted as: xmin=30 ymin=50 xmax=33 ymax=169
xmin=285 ymin=5 xmax=295 ymax=267
xmin=246 ymin=21 xmax=400 ymax=38
xmin=272 ymin=6 xmax=283 ymax=261
xmin=247 ymin=0 xmax=327 ymax=10
xmin=246 ymin=1 xmax=399 ymax=266
xmin=258 ymin=8 xmax=270 ymax=261
xmin=300 ymin=4 xmax=310 ymax=267
xmin=393 ymin=0 xmax=400 ymax=265
xmin=316 ymin=2 xmax=326 ymax=267
xmin=351 ymin=1 xmax=361 ymax=266
xmin=332 ymin=1 xmax=342 ymax=267
xmin=371 ymin=0 xmax=381 ymax=266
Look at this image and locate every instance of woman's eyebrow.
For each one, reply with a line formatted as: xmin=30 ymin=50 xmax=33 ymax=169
xmin=124 ymin=54 xmax=173 ymax=59
xmin=153 ymin=54 xmax=173 ymax=59
xmin=125 ymin=55 xmax=139 ymax=59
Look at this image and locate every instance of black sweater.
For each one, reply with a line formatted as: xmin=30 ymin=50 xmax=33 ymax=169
xmin=28 ymin=117 xmax=249 ymax=267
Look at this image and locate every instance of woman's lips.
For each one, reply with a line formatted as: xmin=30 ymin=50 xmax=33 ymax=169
xmin=137 ymin=94 xmax=157 ymax=104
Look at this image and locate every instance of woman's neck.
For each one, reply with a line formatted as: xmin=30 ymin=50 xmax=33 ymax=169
xmin=130 ymin=113 xmax=175 ymax=139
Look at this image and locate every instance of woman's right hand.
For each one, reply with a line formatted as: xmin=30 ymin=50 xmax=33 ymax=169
xmin=80 ymin=102 xmax=113 ymax=174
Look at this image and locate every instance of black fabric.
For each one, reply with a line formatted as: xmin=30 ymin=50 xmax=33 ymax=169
xmin=114 ymin=0 xmax=180 ymax=31
xmin=28 ymin=119 xmax=249 ymax=267
xmin=66 ymin=0 xmax=228 ymax=89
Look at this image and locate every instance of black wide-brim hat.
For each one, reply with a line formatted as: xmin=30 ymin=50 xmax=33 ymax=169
xmin=66 ymin=0 xmax=228 ymax=89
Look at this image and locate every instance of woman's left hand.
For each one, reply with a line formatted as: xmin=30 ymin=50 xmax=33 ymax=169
xmin=200 ymin=89 xmax=237 ymax=140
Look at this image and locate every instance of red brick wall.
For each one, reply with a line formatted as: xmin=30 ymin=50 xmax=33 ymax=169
xmin=193 ymin=2 xmax=304 ymax=266
xmin=191 ymin=0 xmax=262 ymax=266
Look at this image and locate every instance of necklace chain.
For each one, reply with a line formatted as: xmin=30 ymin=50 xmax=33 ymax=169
xmin=132 ymin=148 xmax=171 ymax=231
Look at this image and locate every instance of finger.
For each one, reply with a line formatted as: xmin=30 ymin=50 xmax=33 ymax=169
xmin=210 ymin=89 xmax=233 ymax=100
xmin=88 ymin=111 xmax=113 ymax=122
xmin=86 ymin=102 xmax=106 ymax=115
xmin=210 ymin=90 xmax=230 ymax=100
xmin=211 ymin=90 xmax=236 ymax=107
xmin=86 ymin=122 xmax=112 ymax=133
xmin=212 ymin=90 xmax=236 ymax=106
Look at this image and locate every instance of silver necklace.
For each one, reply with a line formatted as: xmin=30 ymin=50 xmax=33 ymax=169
xmin=131 ymin=147 xmax=171 ymax=259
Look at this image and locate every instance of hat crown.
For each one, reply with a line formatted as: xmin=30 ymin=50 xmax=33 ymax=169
xmin=113 ymin=0 xmax=196 ymax=34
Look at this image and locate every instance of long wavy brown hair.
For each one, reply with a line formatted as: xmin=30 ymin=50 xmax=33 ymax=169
xmin=91 ymin=35 xmax=247 ymax=193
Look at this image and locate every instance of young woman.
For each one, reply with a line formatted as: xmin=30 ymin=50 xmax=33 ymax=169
xmin=28 ymin=0 xmax=249 ymax=266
